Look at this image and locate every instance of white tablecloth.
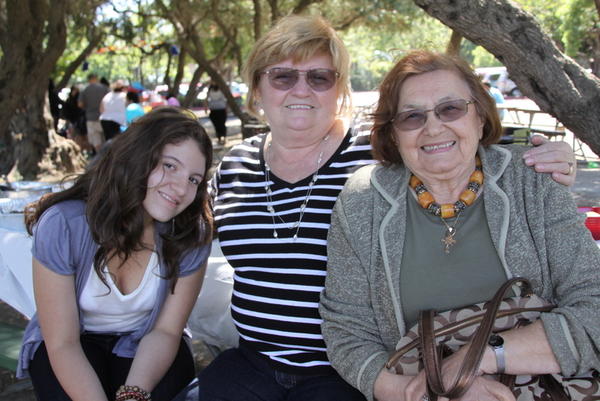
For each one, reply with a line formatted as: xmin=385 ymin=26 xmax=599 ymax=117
xmin=0 ymin=226 xmax=35 ymax=318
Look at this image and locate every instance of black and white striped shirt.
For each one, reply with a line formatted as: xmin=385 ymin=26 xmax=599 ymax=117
xmin=213 ymin=128 xmax=375 ymax=374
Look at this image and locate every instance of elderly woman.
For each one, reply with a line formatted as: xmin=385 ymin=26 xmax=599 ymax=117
xmin=319 ymin=50 xmax=600 ymax=401
xmin=192 ymin=16 xmax=577 ymax=401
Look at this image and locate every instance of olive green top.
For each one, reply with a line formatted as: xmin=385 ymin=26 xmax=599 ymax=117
xmin=400 ymin=194 xmax=506 ymax=328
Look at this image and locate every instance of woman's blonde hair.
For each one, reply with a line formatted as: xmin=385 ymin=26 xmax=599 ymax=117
xmin=243 ymin=14 xmax=351 ymax=118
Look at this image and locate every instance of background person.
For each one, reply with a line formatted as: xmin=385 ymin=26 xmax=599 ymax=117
xmin=167 ymin=91 xmax=181 ymax=107
xmin=48 ymin=79 xmax=61 ymax=133
xmin=99 ymin=79 xmax=127 ymax=141
xmin=320 ymin=50 xmax=600 ymax=401
xmin=62 ymin=85 xmax=94 ymax=155
xmin=187 ymin=16 xmax=577 ymax=401
xmin=17 ymin=107 xmax=214 ymax=401
xmin=79 ymin=73 xmax=109 ymax=153
xmin=125 ymin=90 xmax=145 ymax=126
xmin=206 ymin=83 xmax=228 ymax=145
xmin=483 ymin=81 xmax=506 ymax=120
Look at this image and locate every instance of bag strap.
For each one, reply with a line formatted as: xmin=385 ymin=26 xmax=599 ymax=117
xmin=419 ymin=277 xmax=534 ymax=398
xmin=538 ymin=374 xmax=571 ymax=401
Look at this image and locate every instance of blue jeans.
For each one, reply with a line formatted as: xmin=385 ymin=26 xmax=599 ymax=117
xmin=174 ymin=346 xmax=366 ymax=401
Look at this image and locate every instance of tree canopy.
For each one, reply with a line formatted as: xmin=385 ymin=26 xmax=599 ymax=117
xmin=0 ymin=0 xmax=599 ymax=179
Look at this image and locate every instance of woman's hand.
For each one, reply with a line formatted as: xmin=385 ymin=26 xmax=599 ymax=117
xmin=404 ymin=370 xmax=514 ymax=401
xmin=374 ymin=369 xmax=414 ymax=401
xmin=403 ymin=344 xmax=512 ymax=401
xmin=403 ymin=342 xmax=478 ymax=401
xmin=452 ymin=376 xmax=515 ymax=401
xmin=523 ymin=135 xmax=576 ymax=186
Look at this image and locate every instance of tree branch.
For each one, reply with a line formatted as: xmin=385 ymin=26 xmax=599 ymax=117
xmin=56 ymin=30 xmax=103 ymax=90
xmin=413 ymin=0 xmax=600 ymax=154
xmin=292 ymin=0 xmax=323 ymax=15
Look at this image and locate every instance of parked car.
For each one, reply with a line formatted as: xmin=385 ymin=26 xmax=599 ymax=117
xmin=476 ymin=66 xmax=522 ymax=97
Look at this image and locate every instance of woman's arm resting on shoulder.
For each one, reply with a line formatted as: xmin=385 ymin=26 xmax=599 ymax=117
xmin=124 ymin=262 xmax=206 ymax=392
xmin=33 ymin=258 xmax=108 ymax=401
xmin=523 ymin=135 xmax=576 ymax=186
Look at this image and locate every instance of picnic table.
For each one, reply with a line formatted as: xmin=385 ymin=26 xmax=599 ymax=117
xmin=497 ymin=105 xmax=566 ymax=143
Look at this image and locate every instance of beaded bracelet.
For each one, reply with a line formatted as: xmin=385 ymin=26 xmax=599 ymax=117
xmin=115 ymin=384 xmax=151 ymax=401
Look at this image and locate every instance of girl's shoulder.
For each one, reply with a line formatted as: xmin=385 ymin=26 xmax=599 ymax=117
xmin=43 ymin=199 xmax=86 ymax=221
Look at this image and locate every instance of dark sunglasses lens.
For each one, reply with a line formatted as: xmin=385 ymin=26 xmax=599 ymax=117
xmin=436 ymin=100 xmax=469 ymax=122
xmin=395 ymin=111 xmax=427 ymax=130
xmin=267 ymin=68 xmax=299 ymax=90
xmin=306 ymin=69 xmax=337 ymax=91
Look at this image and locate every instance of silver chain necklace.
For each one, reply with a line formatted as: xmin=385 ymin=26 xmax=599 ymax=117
xmin=264 ymin=134 xmax=330 ymax=241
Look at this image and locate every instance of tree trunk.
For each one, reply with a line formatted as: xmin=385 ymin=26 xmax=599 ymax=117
xmin=413 ymin=0 xmax=600 ymax=156
xmin=252 ymin=0 xmax=262 ymax=40
xmin=186 ymin=32 xmax=251 ymax=124
xmin=172 ymin=44 xmax=187 ymax=97
xmin=182 ymin=65 xmax=204 ymax=108
xmin=9 ymin=84 xmax=86 ymax=180
xmin=0 ymin=0 xmax=69 ymax=175
xmin=446 ymin=30 xmax=463 ymax=56
xmin=164 ymin=47 xmax=173 ymax=87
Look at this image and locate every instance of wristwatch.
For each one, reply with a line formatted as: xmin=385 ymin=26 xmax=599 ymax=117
xmin=488 ymin=334 xmax=506 ymax=374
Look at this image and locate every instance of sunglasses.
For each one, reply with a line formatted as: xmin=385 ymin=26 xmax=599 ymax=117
xmin=392 ymin=99 xmax=475 ymax=131
xmin=261 ymin=68 xmax=339 ymax=92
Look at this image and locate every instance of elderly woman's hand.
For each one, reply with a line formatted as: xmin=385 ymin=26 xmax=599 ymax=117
xmin=452 ymin=376 xmax=516 ymax=401
xmin=523 ymin=135 xmax=577 ymax=186
xmin=403 ymin=343 xmax=516 ymax=401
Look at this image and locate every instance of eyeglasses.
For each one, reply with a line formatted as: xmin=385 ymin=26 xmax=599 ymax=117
xmin=261 ymin=68 xmax=339 ymax=92
xmin=392 ymin=99 xmax=475 ymax=131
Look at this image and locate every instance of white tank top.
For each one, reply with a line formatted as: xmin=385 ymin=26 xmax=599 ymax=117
xmin=80 ymin=251 xmax=161 ymax=333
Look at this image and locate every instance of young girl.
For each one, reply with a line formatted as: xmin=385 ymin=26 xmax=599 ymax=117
xmin=17 ymin=107 xmax=213 ymax=401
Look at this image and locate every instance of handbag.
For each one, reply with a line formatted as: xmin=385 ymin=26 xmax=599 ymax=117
xmin=385 ymin=277 xmax=600 ymax=400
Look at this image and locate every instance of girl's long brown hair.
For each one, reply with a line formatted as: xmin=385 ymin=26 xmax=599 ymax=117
xmin=26 ymin=107 xmax=213 ymax=292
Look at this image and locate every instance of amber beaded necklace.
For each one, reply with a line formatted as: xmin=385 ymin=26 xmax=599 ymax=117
xmin=409 ymin=156 xmax=484 ymax=253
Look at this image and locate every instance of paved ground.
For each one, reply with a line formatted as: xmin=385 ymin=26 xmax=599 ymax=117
xmin=1 ymin=111 xmax=598 ymax=400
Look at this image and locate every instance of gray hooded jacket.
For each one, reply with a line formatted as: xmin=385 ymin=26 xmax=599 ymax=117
xmin=320 ymin=144 xmax=600 ymax=401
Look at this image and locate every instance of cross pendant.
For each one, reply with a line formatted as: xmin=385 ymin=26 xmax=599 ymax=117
xmin=442 ymin=232 xmax=456 ymax=254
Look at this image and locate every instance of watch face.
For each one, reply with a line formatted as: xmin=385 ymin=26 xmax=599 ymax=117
xmin=489 ymin=334 xmax=504 ymax=347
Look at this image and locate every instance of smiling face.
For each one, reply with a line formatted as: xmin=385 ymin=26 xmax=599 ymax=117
xmin=394 ymin=69 xmax=484 ymax=182
xmin=256 ymin=53 xmax=340 ymax=140
xmin=142 ymin=138 xmax=206 ymax=224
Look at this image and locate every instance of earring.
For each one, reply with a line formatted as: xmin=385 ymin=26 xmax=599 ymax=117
xmin=171 ymin=218 xmax=175 ymax=235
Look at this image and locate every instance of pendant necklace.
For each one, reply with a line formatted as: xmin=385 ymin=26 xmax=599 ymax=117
xmin=409 ymin=156 xmax=483 ymax=254
xmin=440 ymin=211 xmax=463 ymax=254
xmin=264 ymin=134 xmax=330 ymax=241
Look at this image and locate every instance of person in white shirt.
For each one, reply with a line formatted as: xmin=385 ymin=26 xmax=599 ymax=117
xmin=100 ymin=80 xmax=127 ymax=142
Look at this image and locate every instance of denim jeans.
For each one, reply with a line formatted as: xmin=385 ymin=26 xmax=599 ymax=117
xmin=174 ymin=345 xmax=367 ymax=401
xmin=29 ymin=333 xmax=195 ymax=401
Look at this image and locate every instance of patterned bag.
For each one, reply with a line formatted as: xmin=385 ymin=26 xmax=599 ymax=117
xmin=386 ymin=278 xmax=600 ymax=400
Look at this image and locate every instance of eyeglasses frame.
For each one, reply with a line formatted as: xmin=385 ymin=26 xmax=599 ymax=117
xmin=391 ymin=99 xmax=476 ymax=131
xmin=260 ymin=67 xmax=340 ymax=92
